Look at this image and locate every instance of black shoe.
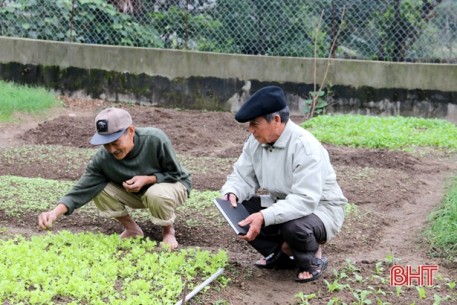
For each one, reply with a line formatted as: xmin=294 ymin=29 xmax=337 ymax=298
xmin=295 ymin=256 xmax=328 ymax=283
xmin=255 ymin=251 xmax=296 ymax=270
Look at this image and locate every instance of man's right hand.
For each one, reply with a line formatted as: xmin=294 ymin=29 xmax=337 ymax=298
xmin=238 ymin=212 xmax=264 ymax=241
xmin=38 ymin=204 xmax=68 ymax=230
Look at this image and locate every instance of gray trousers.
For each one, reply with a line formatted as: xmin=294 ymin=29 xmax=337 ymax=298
xmin=242 ymin=196 xmax=327 ymax=270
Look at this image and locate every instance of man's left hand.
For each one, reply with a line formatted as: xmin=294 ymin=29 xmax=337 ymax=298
xmin=123 ymin=175 xmax=156 ymax=193
xmin=238 ymin=212 xmax=264 ymax=241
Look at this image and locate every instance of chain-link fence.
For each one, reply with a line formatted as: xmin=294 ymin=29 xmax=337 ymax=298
xmin=1 ymin=0 xmax=456 ymax=63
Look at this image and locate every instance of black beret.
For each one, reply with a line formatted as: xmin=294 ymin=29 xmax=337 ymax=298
xmin=235 ymin=86 xmax=287 ymax=123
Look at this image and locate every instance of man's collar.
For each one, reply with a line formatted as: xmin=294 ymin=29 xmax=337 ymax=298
xmin=261 ymin=121 xmax=293 ymax=149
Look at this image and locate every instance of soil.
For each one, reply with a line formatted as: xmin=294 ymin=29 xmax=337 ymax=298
xmin=1 ymin=97 xmax=457 ymax=304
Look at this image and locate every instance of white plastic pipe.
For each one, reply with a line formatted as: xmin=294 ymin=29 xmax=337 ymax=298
xmin=174 ymin=267 xmax=225 ymax=305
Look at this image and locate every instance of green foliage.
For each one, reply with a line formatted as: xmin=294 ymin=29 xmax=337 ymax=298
xmin=425 ymin=176 xmax=457 ymax=260
xmin=0 ymin=145 xmax=95 ymax=180
xmin=294 ymin=292 xmax=317 ymax=305
xmin=0 ymin=0 xmax=163 ymax=47
xmin=179 ymin=155 xmax=236 ymax=177
xmin=416 ymin=286 xmax=427 ymax=300
xmin=0 ymin=231 xmax=228 ymax=304
xmin=295 ymin=115 xmax=457 ymax=305
xmin=301 ymin=115 xmax=457 ymax=150
xmin=0 ymin=0 xmax=455 ymax=60
xmin=203 ymin=0 xmax=257 ymax=54
xmin=176 ymin=190 xmax=222 ymax=227
xmin=184 ymin=190 xmax=220 ymax=212
xmin=150 ymin=6 xmax=225 ymax=51
xmin=3 ymin=104 xmax=457 ymax=304
xmin=293 ymin=258 xmax=456 ymax=304
xmin=324 ymin=278 xmax=349 ymax=293
xmin=303 ymin=89 xmax=330 ymax=118
xmin=0 ymin=81 xmax=61 ymax=122
xmin=371 ymin=0 xmax=426 ymax=61
xmin=206 ymin=0 xmax=328 ymax=56
xmin=0 ymin=174 xmax=224 ymax=233
xmin=352 ymin=289 xmax=372 ymax=305
xmin=335 ymin=0 xmax=450 ymax=61
xmin=384 ymin=251 xmax=400 ymax=265
xmin=0 ymin=176 xmax=74 ymax=216
xmin=415 ymin=1 xmax=457 ymax=59
xmin=343 ymin=203 xmax=359 ymax=218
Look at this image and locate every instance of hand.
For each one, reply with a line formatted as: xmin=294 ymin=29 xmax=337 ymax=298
xmin=38 ymin=204 xmax=68 ymax=230
xmin=123 ymin=175 xmax=156 ymax=193
xmin=224 ymin=192 xmax=238 ymax=207
xmin=238 ymin=212 xmax=264 ymax=241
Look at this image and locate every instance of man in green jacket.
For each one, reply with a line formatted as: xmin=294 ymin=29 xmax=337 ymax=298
xmin=38 ymin=107 xmax=191 ymax=249
xmin=220 ymin=86 xmax=347 ymax=282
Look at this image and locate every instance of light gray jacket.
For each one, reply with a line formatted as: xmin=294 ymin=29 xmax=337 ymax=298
xmin=221 ymin=120 xmax=347 ymax=241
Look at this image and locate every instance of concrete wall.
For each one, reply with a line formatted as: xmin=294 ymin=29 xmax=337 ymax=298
xmin=1 ymin=37 xmax=456 ymax=121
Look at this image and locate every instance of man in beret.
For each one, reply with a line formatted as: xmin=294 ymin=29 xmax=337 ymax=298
xmin=38 ymin=108 xmax=191 ymax=250
xmin=220 ymin=86 xmax=347 ymax=282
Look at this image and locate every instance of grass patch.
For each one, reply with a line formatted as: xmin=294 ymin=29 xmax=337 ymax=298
xmin=425 ymin=176 xmax=457 ymax=261
xmin=0 ymin=231 xmax=228 ymax=305
xmin=302 ymin=115 xmax=457 ymax=150
xmin=0 ymin=81 xmax=62 ymax=122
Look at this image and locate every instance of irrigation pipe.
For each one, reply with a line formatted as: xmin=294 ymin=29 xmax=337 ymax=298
xmin=174 ymin=267 xmax=225 ymax=305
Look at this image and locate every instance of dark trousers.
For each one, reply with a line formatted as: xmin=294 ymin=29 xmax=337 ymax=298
xmin=242 ymin=196 xmax=327 ymax=270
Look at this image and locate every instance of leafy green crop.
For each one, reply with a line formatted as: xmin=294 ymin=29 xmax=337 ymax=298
xmin=0 ymin=175 xmax=74 ymax=216
xmin=301 ymin=115 xmax=457 ymax=150
xmin=0 ymin=231 xmax=227 ymax=304
xmin=0 ymin=145 xmax=95 ymax=180
xmin=176 ymin=190 xmax=222 ymax=228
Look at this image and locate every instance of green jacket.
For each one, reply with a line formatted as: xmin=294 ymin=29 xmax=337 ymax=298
xmin=60 ymin=127 xmax=191 ymax=215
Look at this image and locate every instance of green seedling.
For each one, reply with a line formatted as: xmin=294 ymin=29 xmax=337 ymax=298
xmin=375 ymin=297 xmax=391 ymax=305
xmin=433 ymin=293 xmax=442 ymax=305
xmin=416 ymin=286 xmax=427 ymax=299
xmin=327 ymin=296 xmax=344 ymax=305
xmin=325 ymin=279 xmax=349 ymax=293
xmin=352 ymin=289 xmax=373 ymax=305
xmin=374 ymin=262 xmax=384 ymax=274
xmin=294 ymin=292 xmax=317 ymax=305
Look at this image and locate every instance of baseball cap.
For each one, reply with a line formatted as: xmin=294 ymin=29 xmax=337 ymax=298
xmin=90 ymin=108 xmax=133 ymax=145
